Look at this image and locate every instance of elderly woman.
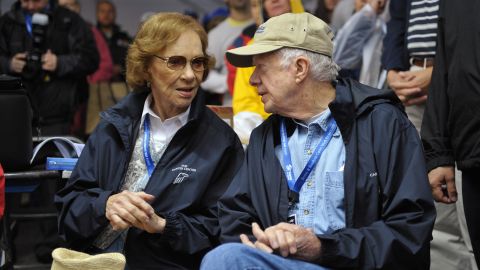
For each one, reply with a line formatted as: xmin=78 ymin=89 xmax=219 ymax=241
xmin=55 ymin=13 xmax=244 ymax=269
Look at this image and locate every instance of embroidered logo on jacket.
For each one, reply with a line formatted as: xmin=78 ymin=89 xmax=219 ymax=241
xmin=171 ymin=164 xmax=196 ymax=184
xmin=173 ymin=173 xmax=189 ymax=184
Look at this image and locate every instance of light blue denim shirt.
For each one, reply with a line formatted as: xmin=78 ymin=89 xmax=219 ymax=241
xmin=275 ymin=109 xmax=346 ymax=234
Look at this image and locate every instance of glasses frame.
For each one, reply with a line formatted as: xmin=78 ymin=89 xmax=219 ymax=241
xmin=153 ymin=55 xmax=209 ymax=72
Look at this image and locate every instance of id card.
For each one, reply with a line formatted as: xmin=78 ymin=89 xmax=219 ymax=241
xmin=287 ymin=214 xmax=297 ymax=225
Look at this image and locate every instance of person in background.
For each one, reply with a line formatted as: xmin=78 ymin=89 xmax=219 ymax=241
xmin=96 ymin=0 xmax=130 ymax=82
xmin=0 ymin=0 xmax=98 ymax=262
xmin=382 ymin=0 xmax=436 ymax=130
xmin=333 ymin=0 xmax=386 ymax=83
xmin=59 ymin=0 xmax=113 ymax=139
xmin=202 ymin=7 xmax=229 ymax=33
xmin=55 ymin=13 xmax=244 ymax=269
xmin=314 ymin=0 xmax=340 ymax=24
xmin=382 ymin=0 xmax=476 ymax=268
xmin=201 ymin=0 xmax=253 ymax=105
xmin=202 ymin=12 xmax=435 ymax=270
xmin=0 ymin=0 xmax=99 ymax=135
xmin=231 ymin=0 xmax=304 ymax=143
xmin=421 ymin=0 xmax=480 ymax=267
xmin=225 ymin=0 xmax=259 ymax=96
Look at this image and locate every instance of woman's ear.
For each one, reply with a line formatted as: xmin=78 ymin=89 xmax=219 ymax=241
xmin=144 ymin=65 xmax=152 ymax=83
xmin=294 ymin=56 xmax=310 ymax=84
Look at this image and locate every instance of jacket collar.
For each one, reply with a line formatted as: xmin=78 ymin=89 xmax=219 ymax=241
xmin=100 ymin=87 xmax=205 ymax=148
xmin=329 ymin=78 xmax=403 ymax=144
xmin=272 ymin=78 xmax=402 ymax=146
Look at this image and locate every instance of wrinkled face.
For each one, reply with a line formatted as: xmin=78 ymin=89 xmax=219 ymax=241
xmin=250 ymin=52 xmax=297 ymax=115
xmin=20 ymin=0 xmax=49 ymax=14
xmin=264 ymin=0 xmax=291 ymax=17
xmin=147 ymin=30 xmax=204 ymax=119
xmin=96 ymin=2 xmax=115 ymax=27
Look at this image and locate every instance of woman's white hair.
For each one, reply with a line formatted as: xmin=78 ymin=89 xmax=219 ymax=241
xmin=277 ymin=47 xmax=340 ymax=82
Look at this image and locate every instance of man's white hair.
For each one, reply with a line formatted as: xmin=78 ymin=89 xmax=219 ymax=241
xmin=277 ymin=48 xmax=340 ymax=82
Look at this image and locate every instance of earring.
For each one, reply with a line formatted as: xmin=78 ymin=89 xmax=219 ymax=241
xmin=146 ymin=81 xmax=151 ymax=88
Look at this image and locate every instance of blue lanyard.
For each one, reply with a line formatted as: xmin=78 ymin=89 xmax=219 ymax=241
xmin=24 ymin=14 xmax=32 ymax=36
xmin=143 ymin=116 xmax=155 ymax=177
xmin=280 ymin=117 xmax=337 ymax=195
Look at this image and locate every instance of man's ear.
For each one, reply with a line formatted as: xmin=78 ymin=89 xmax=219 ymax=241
xmin=294 ymin=56 xmax=310 ymax=84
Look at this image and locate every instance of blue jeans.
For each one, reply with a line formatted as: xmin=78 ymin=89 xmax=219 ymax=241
xmin=200 ymin=243 xmax=331 ymax=270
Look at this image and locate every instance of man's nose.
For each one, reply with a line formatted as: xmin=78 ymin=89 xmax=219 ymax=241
xmin=249 ymin=67 xmax=260 ymax=87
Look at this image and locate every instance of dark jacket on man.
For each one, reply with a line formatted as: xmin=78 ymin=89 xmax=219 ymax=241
xmin=97 ymin=23 xmax=130 ymax=81
xmin=55 ymin=90 xmax=244 ymax=269
xmin=219 ymin=78 xmax=435 ymax=269
xmin=421 ymin=0 xmax=480 ymax=171
xmin=0 ymin=1 xmax=99 ymax=128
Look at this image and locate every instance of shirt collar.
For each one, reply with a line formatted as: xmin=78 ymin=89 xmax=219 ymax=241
xmin=140 ymin=94 xmax=190 ymax=127
xmin=293 ymin=108 xmax=340 ymax=136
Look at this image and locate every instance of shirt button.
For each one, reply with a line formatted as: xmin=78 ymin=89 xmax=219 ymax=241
xmin=307 ymin=149 xmax=312 ymax=155
xmin=304 ymin=209 xmax=310 ymax=215
xmin=307 ymin=181 xmax=313 ymax=187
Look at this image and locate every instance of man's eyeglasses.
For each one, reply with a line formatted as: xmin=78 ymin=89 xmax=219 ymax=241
xmin=153 ymin=55 xmax=209 ymax=72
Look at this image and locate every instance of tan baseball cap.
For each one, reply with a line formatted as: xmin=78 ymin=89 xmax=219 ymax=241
xmin=226 ymin=12 xmax=334 ymax=67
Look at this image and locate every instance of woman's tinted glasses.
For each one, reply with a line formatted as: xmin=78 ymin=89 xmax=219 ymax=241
xmin=154 ymin=55 xmax=209 ymax=72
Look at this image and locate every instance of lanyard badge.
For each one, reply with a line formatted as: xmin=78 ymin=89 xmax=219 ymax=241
xmin=280 ymin=117 xmax=337 ymax=204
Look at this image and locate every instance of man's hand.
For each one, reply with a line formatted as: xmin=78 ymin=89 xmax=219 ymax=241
xmin=240 ymin=222 xmax=322 ymax=262
xmin=42 ymin=49 xmax=58 ymax=71
xmin=105 ymin=190 xmax=155 ymax=231
xmin=387 ymin=68 xmax=432 ymax=106
xmin=428 ymin=166 xmax=457 ymax=204
xmin=10 ymin=52 xmax=27 ymax=73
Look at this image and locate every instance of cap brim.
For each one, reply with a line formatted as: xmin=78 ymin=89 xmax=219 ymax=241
xmin=226 ymin=44 xmax=283 ymax=67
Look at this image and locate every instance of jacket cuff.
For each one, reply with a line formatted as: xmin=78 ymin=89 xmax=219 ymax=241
xmin=426 ymin=156 xmax=455 ymax=172
xmin=160 ymin=212 xmax=182 ymax=243
xmin=95 ymin=190 xmax=114 ymax=223
xmin=316 ymin=235 xmax=340 ymax=265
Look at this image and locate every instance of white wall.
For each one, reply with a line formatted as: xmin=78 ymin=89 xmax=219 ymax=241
xmin=1 ymin=0 xmax=226 ymax=36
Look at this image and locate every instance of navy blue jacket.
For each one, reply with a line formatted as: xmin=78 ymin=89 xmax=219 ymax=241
xmin=381 ymin=0 xmax=411 ymax=71
xmin=219 ymin=79 xmax=435 ymax=269
xmin=55 ymin=90 xmax=244 ymax=269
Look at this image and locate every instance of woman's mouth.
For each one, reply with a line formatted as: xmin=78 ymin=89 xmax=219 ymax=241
xmin=177 ymin=87 xmax=196 ymax=98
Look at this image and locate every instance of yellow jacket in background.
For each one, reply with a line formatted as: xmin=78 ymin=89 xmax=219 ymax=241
xmin=232 ymin=0 xmax=304 ymax=119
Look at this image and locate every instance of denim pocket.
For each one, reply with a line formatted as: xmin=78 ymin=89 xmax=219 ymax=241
xmin=324 ymin=171 xmax=346 ymax=231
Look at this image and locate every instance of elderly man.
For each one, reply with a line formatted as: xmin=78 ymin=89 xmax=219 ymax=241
xmin=201 ymin=13 xmax=435 ymax=270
